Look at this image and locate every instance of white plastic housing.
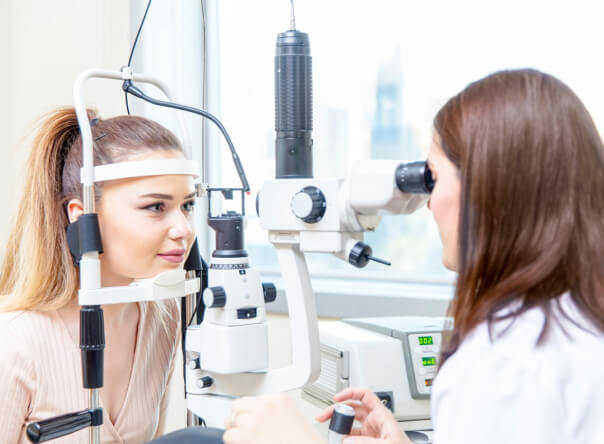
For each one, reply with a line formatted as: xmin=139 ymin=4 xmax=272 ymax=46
xmin=345 ymin=160 xmax=428 ymax=216
xmin=204 ymin=258 xmax=266 ymax=327
xmin=185 ymin=245 xmax=320 ymax=401
xmin=187 ymin=322 xmax=268 ymax=374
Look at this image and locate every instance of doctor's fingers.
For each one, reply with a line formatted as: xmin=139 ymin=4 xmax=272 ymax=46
xmin=334 ymin=388 xmax=384 ymax=410
xmin=316 ymin=404 xmax=335 ymax=422
xmin=223 ymin=427 xmax=246 ymax=444
xmin=223 ymin=414 xmax=255 ymax=443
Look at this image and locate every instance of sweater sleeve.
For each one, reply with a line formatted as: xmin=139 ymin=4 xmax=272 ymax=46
xmin=0 ymin=323 xmax=37 ymax=441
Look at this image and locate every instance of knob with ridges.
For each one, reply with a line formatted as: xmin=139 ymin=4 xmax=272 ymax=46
xmin=291 ymin=186 xmax=326 ymax=223
xmin=203 ymin=286 xmax=227 ymax=308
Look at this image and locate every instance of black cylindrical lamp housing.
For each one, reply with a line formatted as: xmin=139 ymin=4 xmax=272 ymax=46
xmin=275 ymin=30 xmax=313 ymax=179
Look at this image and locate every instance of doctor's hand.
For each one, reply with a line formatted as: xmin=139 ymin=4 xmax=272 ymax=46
xmin=223 ymin=393 xmax=324 ymax=444
xmin=316 ymin=388 xmax=413 ymax=444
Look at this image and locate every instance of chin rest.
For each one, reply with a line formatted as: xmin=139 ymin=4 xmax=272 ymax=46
xmin=147 ymin=427 xmax=224 ymax=444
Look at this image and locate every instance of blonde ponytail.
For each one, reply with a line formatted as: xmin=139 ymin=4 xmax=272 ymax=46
xmin=0 ymin=108 xmax=89 ymax=310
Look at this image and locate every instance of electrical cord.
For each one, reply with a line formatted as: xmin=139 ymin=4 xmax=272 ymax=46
xmin=188 ymin=290 xmax=203 ymax=326
xmin=125 ymin=0 xmax=153 ymax=115
xmin=123 ymin=80 xmax=251 ymax=192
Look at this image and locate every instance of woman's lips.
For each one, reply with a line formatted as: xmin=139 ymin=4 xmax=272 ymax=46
xmin=158 ymin=249 xmax=185 ymax=264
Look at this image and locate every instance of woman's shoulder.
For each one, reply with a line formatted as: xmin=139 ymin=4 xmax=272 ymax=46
xmin=0 ymin=310 xmax=56 ymax=342
xmin=0 ymin=310 xmax=56 ymax=363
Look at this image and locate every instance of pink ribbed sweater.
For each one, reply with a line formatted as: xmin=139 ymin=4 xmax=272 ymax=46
xmin=0 ymin=301 xmax=180 ymax=444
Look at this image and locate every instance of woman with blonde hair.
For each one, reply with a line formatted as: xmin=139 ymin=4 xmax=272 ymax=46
xmin=0 ymin=107 xmax=197 ymax=442
xmin=222 ymin=69 xmax=604 ymax=444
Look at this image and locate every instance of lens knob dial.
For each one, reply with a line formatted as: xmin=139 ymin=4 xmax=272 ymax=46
xmin=291 ymin=186 xmax=327 ymax=223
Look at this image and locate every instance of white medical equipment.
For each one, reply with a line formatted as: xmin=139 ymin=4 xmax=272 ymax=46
xmin=303 ymin=316 xmax=452 ymax=444
xmin=182 ymin=21 xmax=432 ymax=429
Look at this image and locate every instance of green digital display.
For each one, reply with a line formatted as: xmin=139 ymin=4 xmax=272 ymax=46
xmin=422 ymin=356 xmax=436 ymax=367
xmin=418 ymin=336 xmax=433 ymax=346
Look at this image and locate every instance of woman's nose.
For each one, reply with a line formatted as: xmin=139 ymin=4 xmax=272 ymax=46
xmin=168 ymin=211 xmax=194 ymax=240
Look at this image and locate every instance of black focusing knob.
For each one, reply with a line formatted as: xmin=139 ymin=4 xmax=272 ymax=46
xmin=203 ymin=286 xmax=227 ymax=308
xmin=188 ymin=357 xmax=201 ymax=370
xmin=329 ymin=404 xmax=355 ymax=436
xmin=291 ymin=186 xmax=326 ymax=223
xmin=197 ymin=376 xmax=214 ymax=389
xmin=348 ymin=242 xmax=372 ymax=268
xmin=262 ymin=282 xmax=277 ymax=303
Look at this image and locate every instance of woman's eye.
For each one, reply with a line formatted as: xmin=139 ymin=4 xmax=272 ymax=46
xmin=182 ymin=200 xmax=196 ymax=212
xmin=144 ymin=202 xmax=164 ymax=213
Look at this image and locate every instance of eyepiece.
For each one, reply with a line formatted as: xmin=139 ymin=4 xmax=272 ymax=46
xmin=395 ymin=161 xmax=434 ymax=194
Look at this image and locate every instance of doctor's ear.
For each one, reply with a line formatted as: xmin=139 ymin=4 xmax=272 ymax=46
xmin=67 ymin=199 xmax=84 ymax=224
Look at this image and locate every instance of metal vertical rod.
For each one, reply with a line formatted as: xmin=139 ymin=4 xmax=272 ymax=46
xmin=89 ymin=389 xmax=100 ymax=443
xmin=187 ymin=410 xmax=203 ymax=427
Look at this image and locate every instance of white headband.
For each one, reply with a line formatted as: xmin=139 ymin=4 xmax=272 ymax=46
xmin=80 ymin=159 xmax=200 ymax=183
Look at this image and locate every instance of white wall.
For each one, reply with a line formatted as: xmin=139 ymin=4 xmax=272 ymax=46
xmin=0 ymin=0 xmax=130 ymax=255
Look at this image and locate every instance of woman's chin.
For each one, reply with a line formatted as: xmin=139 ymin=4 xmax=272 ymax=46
xmin=442 ymin=254 xmax=458 ymax=272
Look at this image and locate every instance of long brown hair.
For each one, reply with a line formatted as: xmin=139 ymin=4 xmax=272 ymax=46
xmin=435 ymin=69 xmax=604 ymax=365
xmin=0 ymin=107 xmax=182 ymax=311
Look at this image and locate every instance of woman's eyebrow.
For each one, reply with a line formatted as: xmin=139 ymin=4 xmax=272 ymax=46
xmin=140 ymin=192 xmax=196 ymax=200
xmin=140 ymin=193 xmax=173 ymax=200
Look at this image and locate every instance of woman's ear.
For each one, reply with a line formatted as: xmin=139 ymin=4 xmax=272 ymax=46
xmin=67 ymin=199 xmax=84 ymax=223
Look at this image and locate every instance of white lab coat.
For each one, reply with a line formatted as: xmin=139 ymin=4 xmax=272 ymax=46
xmin=431 ymin=293 xmax=604 ymax=444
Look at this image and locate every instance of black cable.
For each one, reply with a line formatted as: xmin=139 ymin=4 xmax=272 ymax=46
xmin=124 ymin=0 xmax=153 ymax=115
xmin=123 ymin=80 xmax=251 ymax=192
xmin=128 ymin=0 xmax=153 ymax=67
xmin=188 ymin=292 xmax=202 ymax=326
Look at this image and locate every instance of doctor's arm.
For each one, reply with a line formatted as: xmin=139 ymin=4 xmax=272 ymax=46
xmin=223 ymin=394 xmax=324 ymax=444
xmin=223 ymin=389 xmax=412 ymax=444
